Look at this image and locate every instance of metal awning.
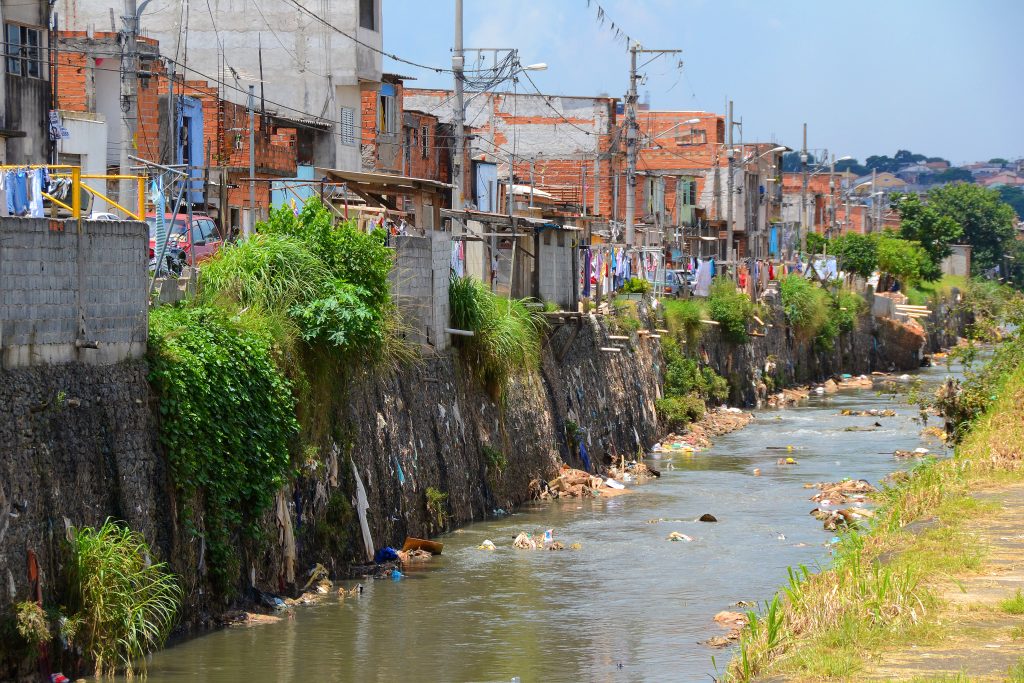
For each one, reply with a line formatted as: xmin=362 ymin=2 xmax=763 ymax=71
xmin=442 ymin=208 xmax=579 ymax=231
xmin=270 ymin=113 xmax=334 ymax=131
xmin=317 ymin=168 xmax=453 ymax=192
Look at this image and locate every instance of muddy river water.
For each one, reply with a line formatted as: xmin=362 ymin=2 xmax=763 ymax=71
xmin=131 ymin=362 xmax=962 ymax=682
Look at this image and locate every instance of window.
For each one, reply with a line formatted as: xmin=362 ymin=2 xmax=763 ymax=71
xmin=359 ymin=0 xmax=376 ymax=31
xmin=377 ymin=88 xmax=397 ymax=134
xmin=421 ymin=125 xmax=429 ymax=159
xmin=5 ymin=24 xmax=42 ymax=78
xmin=675 ymin=127 xmax=707 ymax=146
xmin=340 ymin=106 xmax=356 ymax=146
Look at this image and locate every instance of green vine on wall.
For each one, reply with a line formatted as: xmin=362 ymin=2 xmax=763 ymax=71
xmin=148 ymin=305 xmax=299 ymax=594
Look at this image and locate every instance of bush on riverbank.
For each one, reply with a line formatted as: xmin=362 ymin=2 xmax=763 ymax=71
xmin=726 ymin=329 xmax=1024 ymax=681
xmin=149 ymin=306 xmax=298 ymax=594
xmin=448 ymin=274 xmax=545 ymax=396
xmin=707 ymin=278 xmax=754 ymax=343
xmin=778 ymin=276 xmax=865 ymax=351
xmin=662 ymin=298 xmax=705 ymax=349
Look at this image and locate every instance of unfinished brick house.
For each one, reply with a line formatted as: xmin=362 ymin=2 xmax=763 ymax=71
xmin=53 ymin=31 xmax=315 ymax=233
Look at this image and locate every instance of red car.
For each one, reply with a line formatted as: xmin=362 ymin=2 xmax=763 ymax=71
xmin=146 ymin=213 xmax=223 ymax=266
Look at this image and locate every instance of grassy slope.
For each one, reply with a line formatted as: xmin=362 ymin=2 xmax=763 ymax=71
xmin=725 ymin=361 xmax=1024 ymax=681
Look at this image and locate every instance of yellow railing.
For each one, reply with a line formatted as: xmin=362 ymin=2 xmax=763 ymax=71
xmin=1 ymin=164 xmax=147 ymax=220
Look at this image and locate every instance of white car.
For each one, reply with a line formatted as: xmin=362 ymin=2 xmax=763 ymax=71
xmin=89 ymin=212 xmax=121 ymax=221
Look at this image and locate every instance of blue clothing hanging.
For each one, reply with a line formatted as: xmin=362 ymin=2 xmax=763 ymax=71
xmin=578 ymin=440 xmax=592 ymax=473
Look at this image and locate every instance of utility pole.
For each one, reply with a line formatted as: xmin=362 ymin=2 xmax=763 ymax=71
xmin=624 ymin=43 xmax=681 ymax=248
xmin=451 ymin=0 xmax=466 ymax=219
xmin=870 ymin=168 xmax=877 ymax=233
xmin=828 ymin=153 xmax=836 ymax=239
xmin=119 ymin=0 xmax=140 ymax=211
xmin=800 ymin=122 xmax=809 ymax=254
xmin=725 ymin=99 xmax=735 ymax=278
xmin=625 ymin=43 xmax=639 ymax=247
xmin=248 ymin=84 xmax=256 ymax=236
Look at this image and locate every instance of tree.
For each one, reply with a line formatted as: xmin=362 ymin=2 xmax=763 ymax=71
xmin=805 ymin=231 xmax=828 ymax=255
xmin=832 ymin=232 xmax=878 ymax=278
xmin=835 ymin=158 xmax=869 ymax=176
xmin=989 ymin=158 xmax=1009 ymax=167
xmin=877 ymin=236 xmax=930 ymax=286
xmin=926 ymin=183 xmax=1018 ymax=273
xmin=893 ymin=193 xmax=962 ymax=280
xmin=930 ymin=167 xmax=974 ymax=185
xmin=997 ymin=186 xmax=1024 ymax=219
xmin=782 ymin=151 xmax=816 ymax=173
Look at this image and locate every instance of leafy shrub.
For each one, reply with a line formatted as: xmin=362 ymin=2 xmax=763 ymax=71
xmin=834 ymin=290 xmax=866 ymax=333
xmin=65 ymin=519 xmax=181 ymax=676
xmin=707 ymin=277 xmax=753 ymax=343
xmin=201 ymin=219 xmax=392 ymax=359
xmin=662 ymin=337 xmax=728 ymax=402
xmin=621 ymin=277 xmax=652 ymax=294
xmin=831 ymin=233 xmax=879 ymax=279
xmin=611 ymin=298 xmax=643 ymax=334
xmin=449 ymin=275 xmax=545 ymax=394
xmin=289 ymin=279 xmax=385 ymax=353
xmin=805 ymin=231 xmax=828 ymax=255
xmin=877 ymin=236 xmax=931 ymax=286
xmin=148 ymin=306 xmax=298 ymax=593
xmin=260 ymin=199 xmax=393 ymax=311
xmin=656 ymin=394 xmax=706 ymax=431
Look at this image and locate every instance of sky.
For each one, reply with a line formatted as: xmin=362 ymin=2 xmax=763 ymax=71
xmin=383 ymin=0 xmax=1024 ymax=166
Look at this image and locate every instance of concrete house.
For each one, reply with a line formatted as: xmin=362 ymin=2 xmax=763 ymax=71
xmin=61 ymin=0 xmax=382 ymax=171
xmin=1 ymin=0 xmax=50 ymax=163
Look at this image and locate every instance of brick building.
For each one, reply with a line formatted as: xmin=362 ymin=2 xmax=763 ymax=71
xmin=402 ymin=88 xmax=618 ymax=224
xmin=359 ymin=74 xmax=456 ymax=185
xmin=54 ymin=31 xmax=310 ymax=233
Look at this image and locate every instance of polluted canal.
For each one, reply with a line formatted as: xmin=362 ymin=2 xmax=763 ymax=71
xmin=130 ymin=364 xmax=961 ymax=682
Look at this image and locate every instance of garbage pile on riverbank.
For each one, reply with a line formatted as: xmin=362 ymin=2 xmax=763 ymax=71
xmin=529 ymin=464 xmax=633 ymax=500
xmin=703 ymin=610 xmax=750 ymax=648
xmin=653 ymin=407 xmax=753 ymax=452
xmin=806 ymin=479 xmax=877 ymax=530
xmin=839 ymin=408 xmax=896 ymax=417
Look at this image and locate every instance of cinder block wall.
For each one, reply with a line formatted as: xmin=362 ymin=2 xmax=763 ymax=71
xmin=538 ymin=231 xmax=575 ymax=308
xmin=0 ymin=217 xmax=148 ymax=368
xmin=389 ymin=232 xmax=451 ymax=351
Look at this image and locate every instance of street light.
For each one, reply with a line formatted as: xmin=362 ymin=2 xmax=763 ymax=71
xmin=522 ymin=63 xmax=548 ymax=71
xmin=647 ymin=117 xmax=701 ymax=142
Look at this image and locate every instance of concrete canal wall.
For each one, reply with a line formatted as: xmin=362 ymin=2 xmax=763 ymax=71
xmin=0 ymin=291 xmax=953 ymax=657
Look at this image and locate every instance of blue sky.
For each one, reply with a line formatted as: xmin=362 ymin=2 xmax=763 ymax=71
xmin=383 ymin=0 xmax=1023 ymax=165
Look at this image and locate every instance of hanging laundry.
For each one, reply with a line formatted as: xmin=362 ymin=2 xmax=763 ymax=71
xmin=582 ymin=247 xmax=592 ymax=297
xmin=7 ymin=170 xmax=29 ymax=216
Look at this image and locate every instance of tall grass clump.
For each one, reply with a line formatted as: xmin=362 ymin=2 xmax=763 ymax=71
xmin=662 ymin=297 xmax=705 ymax=349
xmin=65 ymin=519 xmax=181 ymax=676
xmin=449 ymin=275 xmax=545 ymax=395
xmin=779 ymin=275 xmax=830 ymax=339
xmin=728 ymin=326 xmax=1024 ymax=681
xmin=706 ymin=277 xmax=753 ymax=343
xmin=779 ymin=276 xmax=865 ymax=351
xmin=199 ymin=233 xmax=331 ymax=314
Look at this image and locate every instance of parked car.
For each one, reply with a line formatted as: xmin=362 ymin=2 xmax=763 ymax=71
xmin=146 ymin=213 xmax=223 ymax=267
xmin=89 ymin=211 xmax=121 ymax=221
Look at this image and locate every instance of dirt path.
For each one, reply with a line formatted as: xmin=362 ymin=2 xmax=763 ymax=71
xmin=862 ymin=484 xmax=1024 ymax=681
